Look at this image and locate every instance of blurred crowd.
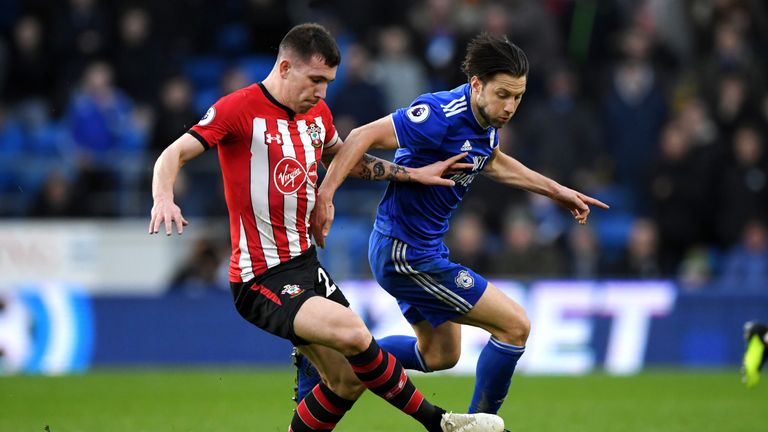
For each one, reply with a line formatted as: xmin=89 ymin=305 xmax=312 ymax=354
xmin=1 ymin=0 xmax=768 ymax=288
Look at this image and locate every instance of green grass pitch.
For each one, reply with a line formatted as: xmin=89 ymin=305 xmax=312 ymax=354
xmin=2 ymin=369 xmax=765 ymax=431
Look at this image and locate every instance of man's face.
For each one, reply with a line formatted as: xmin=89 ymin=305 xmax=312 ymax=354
xmin=472 ymin=73 xmax=526 ymax=128
xmin=282 ymin=54 xmax=337 ymax=113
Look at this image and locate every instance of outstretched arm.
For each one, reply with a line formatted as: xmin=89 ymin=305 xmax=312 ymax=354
xmin=312 ymin=116 xmax=470 ymax=247
xmin=322 ymin=147 xmax=469 ymax=183
xmin=483 ymin=148 xmax=609 ymax=224
xmin=149 ymin=133 xmax=206 ymax=235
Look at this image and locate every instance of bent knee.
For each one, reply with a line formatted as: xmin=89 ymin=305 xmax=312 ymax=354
xmin=336 ymin=324 xmax=373 ymax=356
xmin=422 ymin=346 xmax=461 ymax=371
xmin=497 ymin=312 xmax=531 ymax=346
xmin=426 ymin=353 xmax=460 ymax=371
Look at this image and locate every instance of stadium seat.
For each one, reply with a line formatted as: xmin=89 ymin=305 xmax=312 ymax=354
xmin=593 ymin=212 xmax=635 ymax=258
xmin=236 ymin=56 xmax=274 ymax=83
xmin=183 ymin=57 xmax=228 ymax=89
xmin=216 ymin=24 xmax=250 ymax=56
xmin=194 ymin=87 xmax=222 ymax=115
xmin=317 ymin=216 xmax=374 ymax=278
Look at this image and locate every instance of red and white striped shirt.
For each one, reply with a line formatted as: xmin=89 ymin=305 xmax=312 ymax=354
xmin=188 ymin=83 xmax=338 ymax=282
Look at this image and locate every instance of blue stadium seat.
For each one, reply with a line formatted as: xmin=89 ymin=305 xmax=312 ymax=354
xmin=591 ymin=184 xmax=632 ymax=213
xmin=593 ymin=212 xmax=635 ymax=258
xmin=216 ymin=24 xmax=250 ymax=56
xmin=194 ymin=87 xmax=222 ymax=115
xmin=317 ymin=216 xmax=374 ymax=278
xmin=236 ymin=56 xmax=274 ymax=83
xmin=183 ymin=57 xmax=228 ymax=89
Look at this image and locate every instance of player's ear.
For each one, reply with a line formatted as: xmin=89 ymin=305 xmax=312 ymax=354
xmin=470 ymin=75 xmax=483 ymax=93
xmin=278 ymin=58 xmax=292 ymax=78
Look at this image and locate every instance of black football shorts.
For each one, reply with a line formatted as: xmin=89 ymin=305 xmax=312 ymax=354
xmin=230 ymin=246 xmax=349 ymax=345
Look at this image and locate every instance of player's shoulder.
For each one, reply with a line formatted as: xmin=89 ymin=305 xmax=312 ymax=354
xmin=407 ymin=84 xmax=469 ymax=124
xmin=430 ymin=84 xmax=469 ymax=113
xmin=216 ymin=83 xmax=263 ymax=107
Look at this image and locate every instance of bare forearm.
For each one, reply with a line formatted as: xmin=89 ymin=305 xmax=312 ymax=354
xmin=348 ymin=154 xmax=412 ymax=181
xmin=485 ymin=154 xmax=560 ymax=198
xmin=152 ymin=147 xmax=183 ymax=201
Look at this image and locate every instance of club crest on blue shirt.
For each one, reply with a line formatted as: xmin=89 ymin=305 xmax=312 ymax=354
xmin=455 ymin=270 xmax=474 ymax=289
xmin=406 ymin=104 xmax=430 ymax=123
xmin=281 ymin=284 xmax=305 ymax=298
xmin=306 ymin=122 xmax=323 ymax=147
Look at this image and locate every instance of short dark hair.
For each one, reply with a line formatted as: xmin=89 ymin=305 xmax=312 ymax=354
xmin=461 ymin=33 xmax=529 ymax=82
xmin=279 ymin=23 xmax=340 ymax=67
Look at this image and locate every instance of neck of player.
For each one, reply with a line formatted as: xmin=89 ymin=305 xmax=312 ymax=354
xmin=469 ymin=89 xmax=490 ymax=129
xmin=261 ymin=75 xmax=297 ymax=113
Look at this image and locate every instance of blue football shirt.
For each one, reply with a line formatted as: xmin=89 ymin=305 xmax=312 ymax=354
xmin=374 ymin=83 xmax=499 ymax=249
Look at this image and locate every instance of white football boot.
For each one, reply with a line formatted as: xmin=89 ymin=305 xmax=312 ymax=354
xmin=440 ymin=412 xmax=505 ymax=432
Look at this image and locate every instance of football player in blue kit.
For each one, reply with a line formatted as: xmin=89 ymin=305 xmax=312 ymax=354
xmin=300 ymin=33 xmax=609 ymax=418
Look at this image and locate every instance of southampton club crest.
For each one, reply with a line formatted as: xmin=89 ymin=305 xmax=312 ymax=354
xmin=306 ymin=122 xmax=323 ymax=148
xmin=281 ymin=284 xmax=305 ymax=298
xmin=455 ymin=270 xmax=474 ymax=289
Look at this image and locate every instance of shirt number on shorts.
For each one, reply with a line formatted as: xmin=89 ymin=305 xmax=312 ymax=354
xmin=317 ymin=268 xmax=337 ymax=297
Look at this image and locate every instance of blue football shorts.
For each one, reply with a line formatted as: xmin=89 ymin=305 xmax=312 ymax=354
xmin=368 ymin=229 xmax=488 ymax=327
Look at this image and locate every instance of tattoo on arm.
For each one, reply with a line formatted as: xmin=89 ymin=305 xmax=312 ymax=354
xmin=359 ymin=166 xmax=372 ymax=180
xmin=351 ymin=153 xmax=412 ymax=182
xmin=373 ymin=162 xmax=385 ymax=178
xmin=386 ymin=164 xmax=408 ymax=181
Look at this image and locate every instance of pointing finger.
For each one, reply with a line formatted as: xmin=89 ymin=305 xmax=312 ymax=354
xmin=583 ymin=195 xmax=610 ymax=209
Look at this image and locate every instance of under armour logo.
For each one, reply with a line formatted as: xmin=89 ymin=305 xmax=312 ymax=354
xmin=264 ymin=132 xmax=282 ymax=145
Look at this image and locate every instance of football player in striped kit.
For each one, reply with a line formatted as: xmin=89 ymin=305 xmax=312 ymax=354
xmin=149 ymin=23 xmax=504 ymax=432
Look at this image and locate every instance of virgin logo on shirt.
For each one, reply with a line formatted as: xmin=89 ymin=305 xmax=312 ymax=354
xmin=273 ymin=157 xmax=318 ymax=195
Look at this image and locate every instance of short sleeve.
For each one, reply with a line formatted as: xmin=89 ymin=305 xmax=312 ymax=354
xmin=317 ymin=101 xmax=339 ymax=149
xmin=188 ymin=91 xmax=243 ymax=150
xmin=391 ymin=96 xmax=449 ymax=151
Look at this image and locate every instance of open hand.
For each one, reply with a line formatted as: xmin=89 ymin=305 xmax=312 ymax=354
xmin=149 ymin=199 xmax=189 ymax=235
xmin=410 ymin=152 xmax=474 ymax=186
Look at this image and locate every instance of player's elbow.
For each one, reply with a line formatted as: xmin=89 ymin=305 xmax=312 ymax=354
xmin=345 ymin=126 xmax=370 ymax=149
xmin=349 ymin=116 xmax=396 ymax=150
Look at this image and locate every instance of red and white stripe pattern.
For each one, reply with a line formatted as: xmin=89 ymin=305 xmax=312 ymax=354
xmin=235 ymin=116 xmax=328 ymax=281
xmin=189 ymin=84 xmax=338 ymax=282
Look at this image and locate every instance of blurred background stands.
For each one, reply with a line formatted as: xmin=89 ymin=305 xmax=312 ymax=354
xmin=0 ymin=0 xmax=767 ymax=288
